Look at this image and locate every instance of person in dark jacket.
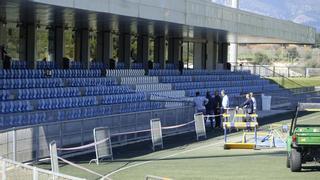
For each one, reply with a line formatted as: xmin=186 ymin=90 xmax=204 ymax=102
xmin=213 ymin=90 xmax=222 ymax=128
xmin=205 ymin=91 xmax=215 ymax=129
xmin=178 ymin=60 xmax=184 ymax=75
xmin=240 ymin=94 xmax=254 ymax=122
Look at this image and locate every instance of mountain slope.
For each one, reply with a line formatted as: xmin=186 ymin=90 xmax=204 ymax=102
xmin=212 ymin=0 xmax=320 ymax=31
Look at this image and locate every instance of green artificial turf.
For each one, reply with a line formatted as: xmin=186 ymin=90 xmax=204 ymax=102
xmin=268 ymin=77 xmax=320 ymax=89
xmin=36 ymin=112 xmax=320 ymax=180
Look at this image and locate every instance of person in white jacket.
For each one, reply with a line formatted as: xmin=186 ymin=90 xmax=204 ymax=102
xmin=250 ymin=92 xmax=257 ymax=113
xmin=221 ymin=90 xmax=229 ymax=113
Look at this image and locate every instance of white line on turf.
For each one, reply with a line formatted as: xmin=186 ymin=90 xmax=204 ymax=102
xmin=102 ymin=114 xmax=320 ymax=179
xmin=102 ymin=135 xmax=239 ymax=179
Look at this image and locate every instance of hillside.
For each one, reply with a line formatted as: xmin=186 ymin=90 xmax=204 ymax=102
xmin=212 ymin=0 xmax=320 ymax=31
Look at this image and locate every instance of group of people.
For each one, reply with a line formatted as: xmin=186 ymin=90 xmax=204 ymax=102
xmin=194 ymin=90 xmax=257 ymax=128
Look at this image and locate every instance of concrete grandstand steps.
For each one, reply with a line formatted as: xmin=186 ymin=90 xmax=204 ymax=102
xmin=105 ymin=69 xmax=145 ymax=77
xmin=119 ymin=76 xmax=159 ymax=85
xmin=134 ymin=83 xmax=172 ymax=92
xmin=149 ymin=90 xmax=192 ymax=108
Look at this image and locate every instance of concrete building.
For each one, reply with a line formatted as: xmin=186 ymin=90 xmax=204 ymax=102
xmin=0 ymin=0 xmax=316 ymax=70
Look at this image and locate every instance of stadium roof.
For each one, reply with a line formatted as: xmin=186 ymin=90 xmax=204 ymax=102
xmin=0 ymin=0 xmax=316 ymax=44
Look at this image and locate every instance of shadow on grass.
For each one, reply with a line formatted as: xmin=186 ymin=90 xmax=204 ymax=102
xmin=301 ymin=166 xmax=320 ymax=172
xmin=72 ymin=151 xmax=286 ymax=164
xmin=64 ymin=111 xmax=303 ymax=164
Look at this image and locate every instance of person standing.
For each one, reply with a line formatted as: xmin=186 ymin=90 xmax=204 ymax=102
xmin=221 ymin=90 xmax=229 ymax=113
xmin=205 ymin=91 xmax=215 ymax=129
xmin=240 ymin=94 xmax=254 ymax=122
xmin=194 ymin=91 xmax=208 ymax=114
xmin=213 ymin=90 xmax=222 ymax=128
xmin=250 ymin=92 xmax=257 ymax=113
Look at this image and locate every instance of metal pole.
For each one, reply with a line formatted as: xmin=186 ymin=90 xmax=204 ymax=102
xmin=1 ymin=160 xmax=6 ymax=180
xmin=33 ymin=167 xmax=38 ymax=180
xmin=224 ymin=125 xmax=227 ymax=143
xmin=12 ymin=129 xmax=16 ymax=161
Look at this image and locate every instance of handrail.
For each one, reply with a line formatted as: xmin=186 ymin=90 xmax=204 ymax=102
xmin=259 ymin=65 xmax=305 ymax=87
xmin=236 ymin=64 xmax=305 ymax=88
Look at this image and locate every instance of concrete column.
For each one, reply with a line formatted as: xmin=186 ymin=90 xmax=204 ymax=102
xmin=118 ymin=34 xmax=131 ymax=68
xmin=168 ymin=38 xmax=181 ymax=68
xmin=154 ymin=37 xmax=165 ymax=68
xmin=206 ymin=41 xmax=214 ymax=70
xmin=75 ymin=29 xmax=89 ymax=68
xmin=96 ymin=31 xmax=112 ymax=68
xmin=0 ymin=22 xmax=6 ymax=68
xmin=49 ymin=27 xmax=64 ymax=68
xmin=229 ymin=43 xmax=238 ymax=68
xmin=226 ymin=0 xmax=239 ymax=69
xmin=137 ymin=35 xmax=149 ymax=70
xmin=194 ymin=42 xmax=203 ymax=69
xmin=222 ymin=43 xmax=228 ymax=64
xmin=19 ymin=24 xmax=36 ymax=69
xmin=213 ymin=42 xmax=219 ymax=69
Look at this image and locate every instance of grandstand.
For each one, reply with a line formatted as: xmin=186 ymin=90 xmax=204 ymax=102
xmin=0 ymin=0 xmax=319 ymax=179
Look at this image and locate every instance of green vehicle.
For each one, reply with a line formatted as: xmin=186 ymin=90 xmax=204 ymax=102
xmin=287 ymin=103 xmax=320 ymax=172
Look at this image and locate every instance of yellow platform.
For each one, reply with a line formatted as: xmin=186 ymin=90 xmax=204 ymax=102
xmin=223 ymin=122 xmax=258 ymax=129
xmin=224 ymin=143 xmax=256 ymax=150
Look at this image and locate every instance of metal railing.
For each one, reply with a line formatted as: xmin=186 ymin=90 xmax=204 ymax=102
xmin=234 ymin=64 xmax=305 ymax=88
xmin=0 ymin=156 xmax=84 ymax=180
xmin=0 ymin=105 xmax=195 ymax=163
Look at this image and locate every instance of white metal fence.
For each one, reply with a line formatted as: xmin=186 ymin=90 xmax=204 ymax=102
xmin=0 ymin=106 xmax=194 ymax=163
xmin=0 ymin=156 xmax=84 ymax=180
xmin=234 ymin=65 xmax=320 ymax=77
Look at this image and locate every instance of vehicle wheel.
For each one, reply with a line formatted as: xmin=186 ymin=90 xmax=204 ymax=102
xmin=286 ymin=153 xmax=290 ymax=168
xmin=290 ymin=148 xmax=301 ymax=172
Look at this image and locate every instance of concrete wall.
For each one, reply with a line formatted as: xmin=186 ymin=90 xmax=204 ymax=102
xmin=30 ymin=0 xmax=316 ymax=44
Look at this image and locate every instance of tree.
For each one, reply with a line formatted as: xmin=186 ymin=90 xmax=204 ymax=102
xmin=287 ymin=47 xmax=299 ymax=62
xmin=253 ymin=52 xmax=270 ymax=65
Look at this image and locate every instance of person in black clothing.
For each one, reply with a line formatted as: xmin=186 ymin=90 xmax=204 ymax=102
xmin=1 ymin=45 xmax=11 ymax=69
xmin=109 ymin=59 xmax=115 ymax=69
xmin=213 ymin=90 xmax=222 ymax=128
xmin=240 ymin=94 xmax=254 ymax=122
xmin=178 ymin=60 xmax=183 ymax=75
xmin=205 ymin=91 xmax=215 ymax=129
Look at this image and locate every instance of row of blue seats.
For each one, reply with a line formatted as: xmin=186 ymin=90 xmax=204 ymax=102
xmin=38 ymin=96 xmax=98 ymax=110
xmin=11 ymin=61 xmax=27 ymax=69
xmin=160 ymin=76 xmax=192 ymax=83
xmin=0 ymin=69 xmax=45 ymax=79
xmin=131 ymin=63 xmax=144 ymax=69
xmin=173 ymin=81 xmax=268 ymax=90
xmin=185 ymin=88 xmax=240 ymax=97
xmin=116 ymin=62 xmax=126 ymax=69
xmin=17 ymin=87 xmax=80 ymax=100
xmin=0 ymin=90 xmax=10 ymax=100
xmin=66 ymin=77 xmax=116 ymax=87
xmin=120 ymin=102 xmax=163 ymax=113
xmin=102 ymin=93 xmax=147 ymax=105
xmin=37 ymin=61 xmax=56 ymax=69
xmin=90 ymin=62 xmax=107 ymax=69
xmin=0 ymin=78 xmax=64 ymax=89
xmin=0 ymin=112 xmax=47 ymax=129
xmin=51 ymin=69 xmax=101 ymax=77
xmin=149 ymin=70 xmax=180 ymax=76
xmin=263 ymin=84 xmax=280 ymax=91
xmin=182 ymin=70 xmax=230 ymax=75
xmin=84 ymin=86 xmax=134 ymax=96
xmin=57 ymin=106 xmax=112 ymax=121
xmin=0 ymin=101 xmax=165 ymax=129
xmin=69 ymin=61 xmax=84 ymax=69
xmin=1 ymin=101 xmax=33 ymax=113
xmin=165 ymin=63 xmax=176 ymax=69
xmin=192 ymin=75 xmax=259 ymax=82
xmin=242 ymin=86 xmax=263 ymax=93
